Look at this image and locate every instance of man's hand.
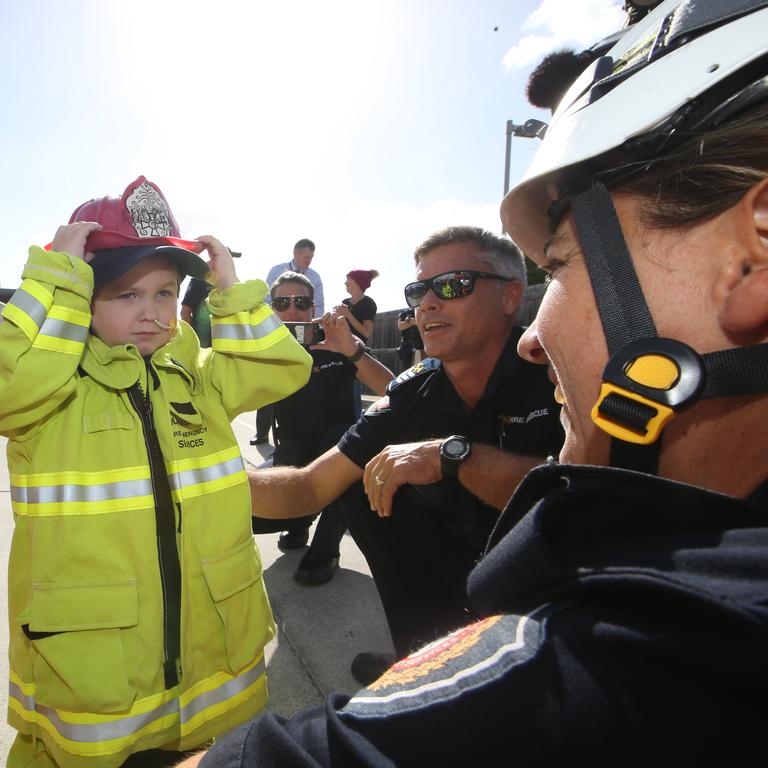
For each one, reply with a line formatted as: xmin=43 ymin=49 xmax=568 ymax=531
xmin=51 ymin=221 xmax=102 ymax=262
xmin=312 ymin=312 xmax=358 ymax=356
xmin=197 ymin=235 xmax=238 ymax=291
xmin=363 ymin=440 xmax=442 ymax=518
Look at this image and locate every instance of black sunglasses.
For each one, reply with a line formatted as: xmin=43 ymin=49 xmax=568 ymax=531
xmin=404 ymin=270 xmax=514 ymax=308
xmin=272 ymin=295 xmax=314 ymax=311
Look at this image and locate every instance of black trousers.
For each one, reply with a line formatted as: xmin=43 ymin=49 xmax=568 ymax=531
xmin=340 ymin=482 xmax=487 ymax=658
xmin=255 ymin=404 xmax=273 ymax=439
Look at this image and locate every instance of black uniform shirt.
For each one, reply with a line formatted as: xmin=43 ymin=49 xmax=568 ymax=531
xmin=337 ymin=326 xmax=564 ymax=551
xmin=273 ymin=348 xmax=357 ymax=466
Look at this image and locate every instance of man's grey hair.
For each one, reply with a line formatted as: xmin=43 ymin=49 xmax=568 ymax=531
xmin=270 ymin=271 xmax=315 ymax=300
xmin=413 ymin=226 xmax=527 ymax=288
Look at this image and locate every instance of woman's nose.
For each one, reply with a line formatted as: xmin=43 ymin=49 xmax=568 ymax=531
xmin=517 ymin=319 xmax=548 ymax=365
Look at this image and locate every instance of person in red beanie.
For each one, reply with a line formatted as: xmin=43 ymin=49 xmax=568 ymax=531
xmin=335 ymin=269 xmax=379 ymax=417
xmin=0 ymin=176 xmax=311 ymax=768
xmin=336 ymin=269 xmax=379 ymax=344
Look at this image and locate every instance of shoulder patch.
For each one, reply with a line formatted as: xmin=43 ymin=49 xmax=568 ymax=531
xmin=340 ymin=608 xmax=550 ymax=720
xmin=386 ymin=357 xmax=442 ymax=393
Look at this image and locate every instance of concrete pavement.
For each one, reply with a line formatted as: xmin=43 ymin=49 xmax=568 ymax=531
xmin=0 ymin=403 xmax=393 ymax=764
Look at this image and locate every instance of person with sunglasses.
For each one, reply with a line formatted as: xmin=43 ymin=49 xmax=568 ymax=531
xmin=251 ymin=271 xmax=394 ymax=585
xmin=247 ymin=226 xmax=563 ymax=686
xmin=252 ymin=239 xmax=325 ymax=446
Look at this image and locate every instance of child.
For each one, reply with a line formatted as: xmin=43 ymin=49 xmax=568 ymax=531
xmin=0 ymin=176 xmax=311 ymax=767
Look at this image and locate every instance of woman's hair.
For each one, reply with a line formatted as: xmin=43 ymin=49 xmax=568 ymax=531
xmin=607 ymin=102 xmax=768 ymax=230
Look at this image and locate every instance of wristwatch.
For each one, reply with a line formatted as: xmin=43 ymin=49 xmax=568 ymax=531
xmin=439 ymin=435 xmax=472 ymax=481
xmin=345 ymin=338 xmax=366 ymax=363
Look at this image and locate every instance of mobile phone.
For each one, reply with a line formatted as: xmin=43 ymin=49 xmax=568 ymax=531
xmin=284 ymin=321 xmax=325 ymax=346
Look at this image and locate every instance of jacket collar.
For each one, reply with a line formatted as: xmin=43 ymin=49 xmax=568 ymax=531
xmin=470 ymin=462 xmax=768 ymax=618
xmin=80 ymin=322 xmax=201 ymax=390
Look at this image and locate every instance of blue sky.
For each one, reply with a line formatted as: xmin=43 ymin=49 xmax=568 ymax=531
xmin=0 ymin=0 xmax=623 ymax=311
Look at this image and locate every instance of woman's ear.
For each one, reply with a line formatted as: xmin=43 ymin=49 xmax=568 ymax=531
xmin=718 ymin=178 xmax=768 ymax=337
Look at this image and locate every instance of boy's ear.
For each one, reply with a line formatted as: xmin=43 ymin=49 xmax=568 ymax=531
xmin=717 ymin=178 xmax=768 ymax=337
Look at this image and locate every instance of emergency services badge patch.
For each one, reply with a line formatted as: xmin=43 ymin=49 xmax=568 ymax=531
xmin=126 ymin=180 xmax=173 ymax=238
xmin=341 ymin=609 xmax=548 ymax=719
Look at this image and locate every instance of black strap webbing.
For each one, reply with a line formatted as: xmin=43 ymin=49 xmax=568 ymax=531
xmin=571 ymin=182 xmax=661 ymax=472
xmin=570 ymin=182 xmax=657 ymax=355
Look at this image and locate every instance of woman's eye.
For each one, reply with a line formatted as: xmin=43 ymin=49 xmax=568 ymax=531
xmin=118 ymin=292 xmax=135 ymax=300
xmin=542 ymin=257 xmax=567 ymax=280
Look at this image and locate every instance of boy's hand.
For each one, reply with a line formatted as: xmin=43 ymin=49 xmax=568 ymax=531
xmin=311 ymin=312 xmax=359 ymax=357
xmin=197 ymin=235 xmax=238 ymax=291
xmin=51 ymin=222 xmax=102 ymax=262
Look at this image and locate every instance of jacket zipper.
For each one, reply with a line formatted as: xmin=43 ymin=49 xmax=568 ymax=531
xmin=127 ymin=374 xmax=182 ymax=690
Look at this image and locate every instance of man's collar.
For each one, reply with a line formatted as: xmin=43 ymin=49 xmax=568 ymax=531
xmin=418 ymin=326 xmax=523 ymax=407
xmin=481 ymin=326 xmax=526 ymax=400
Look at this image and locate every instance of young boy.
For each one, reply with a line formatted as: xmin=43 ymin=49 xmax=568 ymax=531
xmin=0 ymin=176 xmax=311 ymax=767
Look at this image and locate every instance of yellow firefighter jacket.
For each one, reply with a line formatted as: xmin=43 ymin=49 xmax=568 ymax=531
xmin=0 ymin=247 xmax=312 ymax=767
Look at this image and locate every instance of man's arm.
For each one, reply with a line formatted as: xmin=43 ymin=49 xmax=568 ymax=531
xmin=362 ymin=440 xmax=545 ymax=518
xmin=312 ymin=274 xmax=325 ymax=317
xmin=353 ymin=351 xmax=394 ymax=396
xmin=250 ymin=446 xmax=363 ymax=520
xmin=312 ymin=312 xmax=394 ymax=396
xmin=176 ymin=753 xmax=204 ymax=767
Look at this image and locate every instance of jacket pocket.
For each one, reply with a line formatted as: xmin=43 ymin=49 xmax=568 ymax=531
xmin=82 ymin=410 xmax=134 ymax=434
xmin=27 ymin=580 xmax=138 ymax=713
xmin=201 ymin=539 xmax=275 ymax=674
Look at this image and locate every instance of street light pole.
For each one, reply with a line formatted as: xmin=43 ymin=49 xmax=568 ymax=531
xmin=503 ymin=119 xmax=514 ymax=199
xmin=502 ymin=118 xmax=549 ymax=234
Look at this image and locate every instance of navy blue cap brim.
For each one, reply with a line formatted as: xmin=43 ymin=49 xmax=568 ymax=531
xmin=91 ymin=246 xmax=209 ymax=289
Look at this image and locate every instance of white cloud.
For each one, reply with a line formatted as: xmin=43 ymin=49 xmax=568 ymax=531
xmin=504 ymin=0 xmax=625 ymax=69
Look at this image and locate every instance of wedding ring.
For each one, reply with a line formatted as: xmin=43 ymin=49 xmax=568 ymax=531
xmin=374 ymin=474 xmax=385 ymax=486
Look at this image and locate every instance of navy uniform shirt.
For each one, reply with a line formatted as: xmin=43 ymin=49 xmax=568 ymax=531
xmin=272 ymin=348 xmax=357 ymax=466
xmin=337 ymin=326 xmax=564 ymax=552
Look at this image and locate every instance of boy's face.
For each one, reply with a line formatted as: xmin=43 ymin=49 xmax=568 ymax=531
xmin=91 ymin=255 xmax=180 ymax=356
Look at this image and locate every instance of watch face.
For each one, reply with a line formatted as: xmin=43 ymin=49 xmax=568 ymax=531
xmin=443 ymin=437 xmax=468 ymax=459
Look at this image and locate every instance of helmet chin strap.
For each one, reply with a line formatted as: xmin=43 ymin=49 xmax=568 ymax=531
xmin=570 ymin=181 xmax=768 ymax=474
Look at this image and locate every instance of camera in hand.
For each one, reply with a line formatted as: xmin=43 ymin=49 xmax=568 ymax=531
xmin=284 ymin=321 xmax=325 ymax=346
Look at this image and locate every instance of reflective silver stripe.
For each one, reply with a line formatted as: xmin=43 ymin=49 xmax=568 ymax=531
xmin=9 ymin=680 xmax=35 ymax=712
xmin=8 ymin=289 xmax=47 ymax=330
xmin=211 ymin=314 xmax=282 ymax=342
xmin=9 ymin=659 xmax=265 ymax=744
xmin=169 ymin=456 xmax=244 ymax=493
xmin=9 ymin=679 xmax=179 ymax=743
xmin=181 ymin=656 xmax=266 ymax=725
xmin=11 ymin=478 xmax=152 ymax=505
xmin=39 ymin=317 xmax=89 ymax=343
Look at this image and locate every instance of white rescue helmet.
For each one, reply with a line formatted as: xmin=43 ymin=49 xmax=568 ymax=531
xmin=502 ymin=0 xmax=768 ymax=264
xmin=501 ymin=0 xmax=768 ymax=471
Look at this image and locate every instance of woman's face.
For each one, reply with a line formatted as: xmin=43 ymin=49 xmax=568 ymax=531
xmin=518 ymin=194 xmax=719 ymax=465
